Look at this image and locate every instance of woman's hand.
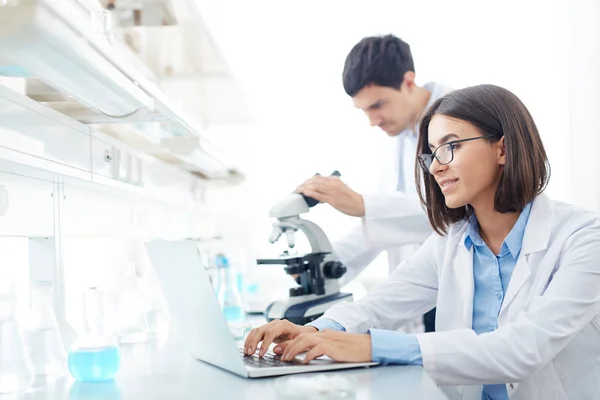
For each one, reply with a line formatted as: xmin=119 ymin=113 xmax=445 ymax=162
xmin=279 ymin=330 xmax=372 ymax=364
xmin=244 ymin=319 xmax=318 ymax=356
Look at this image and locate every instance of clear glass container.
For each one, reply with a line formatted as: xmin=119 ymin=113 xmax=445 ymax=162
xmin=113 ymin=262 xmax=149 ymax=344
xmin=24 ymin=281 xmax=67 ymax=378
xmin=69 ymin=380 xmax=122 ymax=400
xmin=142 ymin=286 xmax=169 ymax=337
xmin=67 ymin=288 xmax=120 ymax=382
xmin=0 ymin=282 xmax=35 ymax=394
xmin=217 ymin=255 xmax=245 ymax=323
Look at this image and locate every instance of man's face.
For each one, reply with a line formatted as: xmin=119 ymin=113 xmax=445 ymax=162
xmin=352 ymin=84 xmax=415 ymax=136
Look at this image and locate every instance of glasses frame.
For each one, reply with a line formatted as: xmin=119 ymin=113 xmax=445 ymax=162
xmin=418 ymin=134 xmax=497 ymax=172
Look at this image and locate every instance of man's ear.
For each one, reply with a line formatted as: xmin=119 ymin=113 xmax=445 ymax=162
xmin=402 ymin=71 xmax=416 ymax=92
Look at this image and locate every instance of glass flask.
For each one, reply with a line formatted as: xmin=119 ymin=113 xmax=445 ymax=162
xmin=113 ymin=262 xmax=149 ymax=344
xmin=135 ymin=244 xmax=169 ymax=337
xmin=24 ymin=281 xmax=67 ymax=378
xmin=141 ymin=281 xmax=169 ymax=337
xmin=0 ymin=282 xmax=35 ymax=394
xmin=67 ymin=287 xmax=120 ymax=382
xmin=69 ymin=380 xmax=122 ymax=400
xmin=216 ymin=254 xmax=246 ymax=323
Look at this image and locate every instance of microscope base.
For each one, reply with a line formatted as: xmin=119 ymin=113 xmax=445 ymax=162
xmin=265 ymin=292 xmax=353 ymax=325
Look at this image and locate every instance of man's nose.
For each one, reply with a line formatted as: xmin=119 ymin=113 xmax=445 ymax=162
xmin=368 ymin=114 xmax=382 ymax=127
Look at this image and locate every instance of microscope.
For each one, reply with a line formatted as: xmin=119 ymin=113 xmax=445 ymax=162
xmin=257 ymin=171 xmax=353 ymax=325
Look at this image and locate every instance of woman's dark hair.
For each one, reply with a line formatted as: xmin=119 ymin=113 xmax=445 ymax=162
xmin=415 ymin=84 xmax=550 ymax=235
xmin=342 ymin=35 xmax=414 ymax=97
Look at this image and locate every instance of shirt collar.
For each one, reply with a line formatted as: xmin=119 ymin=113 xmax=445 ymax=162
xmin=464 ymin=202 xmax=533 ymax=258
xmin=406 ymin=82 xmax=445 ymax=137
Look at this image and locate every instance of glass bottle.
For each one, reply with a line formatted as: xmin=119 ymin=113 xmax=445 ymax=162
xmin=0 ymin=282 xmax=35 ymax=394
xmin=141 ymin=283 xmax=169 ymax=337
xmin=135 ymin=244 xmax=169 ymax=337
xmin=216 ymin=254 xmax=245 ymax=323
xmin=113 ymin=262 xmax=149 ymax=344
xmin=24 ymin=281 xmax=67 ymax=378
xmin=67 ymin=287 xmax=120 ymax=382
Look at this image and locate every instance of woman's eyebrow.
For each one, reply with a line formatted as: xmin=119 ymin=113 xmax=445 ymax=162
xmin=429 ymin=133 xmax=459 ymax=149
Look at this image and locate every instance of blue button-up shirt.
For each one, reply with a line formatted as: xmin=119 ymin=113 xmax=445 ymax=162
xmin=465 ymin=202 xmax=531 ymax=399
xmin=309 ymin=203 xmax=532 ymax=400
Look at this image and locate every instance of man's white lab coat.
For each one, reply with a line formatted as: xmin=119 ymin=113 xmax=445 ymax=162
xmin=333 ymin=83 xmax=452 ymax=281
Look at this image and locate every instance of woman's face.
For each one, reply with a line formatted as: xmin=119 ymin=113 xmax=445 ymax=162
xmin=426 ymin=115 xmax=505 ymax=210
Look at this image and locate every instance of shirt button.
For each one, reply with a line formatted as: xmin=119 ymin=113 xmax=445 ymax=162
xmin=509 ymin=383 xmax=514 ymax=390
xmin=496 ymin=293 xmax=502 ymax=300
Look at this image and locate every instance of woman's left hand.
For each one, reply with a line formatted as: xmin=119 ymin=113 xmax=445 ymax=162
xmin=279 ymin=330 xmax=372 ymax=364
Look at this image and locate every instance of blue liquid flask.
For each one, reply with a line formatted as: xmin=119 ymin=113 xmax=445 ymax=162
xmin=216 ymin=254 xmax=246 ymax=323
xmin=68 ymin=287 xmax=120 ymax=382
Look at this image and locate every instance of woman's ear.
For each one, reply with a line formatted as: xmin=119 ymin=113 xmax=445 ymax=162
xmin=497 ymin=136 xmax=506 ymax=166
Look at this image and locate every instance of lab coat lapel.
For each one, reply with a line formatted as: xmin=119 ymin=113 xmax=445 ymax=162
xmin=389 ymin=135 xmax=402 ymax=191
xmin=450 ymin=234 xmax=475 ymax=329
xmin=499 ymin=194 xmax=552 ymax=317
xmin=499 ymin=254 xmax=531 ymax=317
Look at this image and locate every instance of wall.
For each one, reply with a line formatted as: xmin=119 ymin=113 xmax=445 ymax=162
xmin=198 ymin=0 xmax=600 ymax=284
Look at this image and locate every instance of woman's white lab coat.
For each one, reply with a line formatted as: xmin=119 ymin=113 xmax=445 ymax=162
xmin=322 ymin=194 xmax=600 ymax=400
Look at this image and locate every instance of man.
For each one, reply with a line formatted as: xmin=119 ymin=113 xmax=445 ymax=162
xmin=298 ymin=34 xmax=452 ymax=332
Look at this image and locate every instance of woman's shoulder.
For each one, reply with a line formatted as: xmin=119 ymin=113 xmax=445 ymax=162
xmin=545 ymin=196 xmax=600 ymax=228
xmin=533 ymin=194 xmax=600 ymax=250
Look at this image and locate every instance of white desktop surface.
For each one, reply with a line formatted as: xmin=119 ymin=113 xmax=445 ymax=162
xmin=20 ymin=318 xmax=449 ymax=400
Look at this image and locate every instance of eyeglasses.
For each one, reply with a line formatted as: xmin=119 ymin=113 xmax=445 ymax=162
xmin=418 ymin=135 xmax=497 ymax=172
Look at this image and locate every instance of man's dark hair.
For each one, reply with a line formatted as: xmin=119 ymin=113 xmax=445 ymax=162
xmin=415 ymin=84 xmax=551 ymax=235
xmin=342 ymin=34 xmax=415 ymax=97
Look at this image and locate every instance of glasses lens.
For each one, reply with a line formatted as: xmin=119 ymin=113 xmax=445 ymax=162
xmin=419 ymin=154 xmax=433 ymax=171
xmin=438 ymin=144 xmax=453 ymax=165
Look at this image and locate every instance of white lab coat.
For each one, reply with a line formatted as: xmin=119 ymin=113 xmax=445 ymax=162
xmin=333 ymin=82 xmax=453 ymax=283
xmin=323 ymin=194 xmax=600 ymax=400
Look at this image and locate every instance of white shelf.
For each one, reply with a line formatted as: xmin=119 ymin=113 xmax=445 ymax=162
xmin=0 ymin=0 xmax=244 ymax=183
xmin=0 ymin=0 xmax=155 ymax=118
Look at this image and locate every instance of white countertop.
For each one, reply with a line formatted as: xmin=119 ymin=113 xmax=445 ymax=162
xmin=20 ymin=320 xmax=449 ymax=400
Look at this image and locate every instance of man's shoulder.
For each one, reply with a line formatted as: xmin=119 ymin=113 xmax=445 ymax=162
xmin=424 ymin=82 xmax=454 ymax=102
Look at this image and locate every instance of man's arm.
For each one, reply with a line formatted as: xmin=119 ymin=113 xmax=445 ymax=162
xmin=361 ymin=191 xmax=431 ymax=247
xmin=299 ymin=176 xmax=432 ymax=282
xmin=333 ymin=191 xmax=432 ymax=283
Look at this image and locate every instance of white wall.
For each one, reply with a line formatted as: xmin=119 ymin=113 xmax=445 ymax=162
xmin=196 ymin=0 xmax=600 ymax=278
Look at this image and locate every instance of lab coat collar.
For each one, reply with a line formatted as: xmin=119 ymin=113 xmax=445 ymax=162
xmin=520 ymin=193 xmax=552 ymax=255
xmin=446 ymin=194 xmax=553 ymax=328
xmin=451 ymin=194 xmax=551 ymax=253
xmin=499 ymin=194 xmax=552 ymax=317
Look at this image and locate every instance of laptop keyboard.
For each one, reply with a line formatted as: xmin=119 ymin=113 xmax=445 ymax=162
xmin=239 ymin=348 xmax=303 ymax=368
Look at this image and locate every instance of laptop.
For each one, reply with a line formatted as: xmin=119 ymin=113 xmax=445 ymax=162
xmin=145 ymin=239 xmax=378 ymax=378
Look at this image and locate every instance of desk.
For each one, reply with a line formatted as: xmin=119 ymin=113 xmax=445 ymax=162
xmin=21 ymin=326 xmax=449 ymax=399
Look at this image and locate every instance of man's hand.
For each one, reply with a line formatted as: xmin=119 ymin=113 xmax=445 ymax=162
xmin=297 ymin=176 xmax=365 ymax=217
xmin=278 ymin=330 xmax=372 ymax=364
xmin=244 ymin=319 xmax=318 ymax=357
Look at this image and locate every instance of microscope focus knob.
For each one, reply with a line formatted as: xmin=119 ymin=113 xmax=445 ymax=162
xmin=323 ymin=261 xmax=347 ymax=279
xmin=289 ymin=287 xmax=305 ymax=297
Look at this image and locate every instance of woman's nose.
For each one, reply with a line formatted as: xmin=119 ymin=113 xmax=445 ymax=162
xmin=429 ymin=157 xmax=446 ymax=175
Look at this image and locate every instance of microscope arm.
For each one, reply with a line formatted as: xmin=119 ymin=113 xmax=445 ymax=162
xmin=270 ymin=217 xmax=333 ymax=254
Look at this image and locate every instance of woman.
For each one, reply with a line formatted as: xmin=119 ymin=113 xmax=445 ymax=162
xmin=244 ymin=85 xmax=600 ymax=400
